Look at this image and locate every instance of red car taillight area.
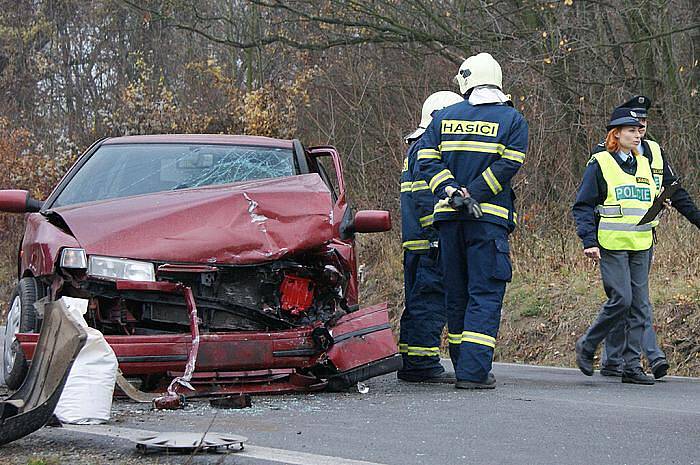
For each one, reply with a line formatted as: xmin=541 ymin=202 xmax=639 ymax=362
xmin=280 ymin=275 xmax=315 ymax=315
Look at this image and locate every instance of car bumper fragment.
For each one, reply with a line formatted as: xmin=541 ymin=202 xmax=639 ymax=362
xmin=0 ymin=299 xmax=87 ymax=446
xmin=17 ymin=303 xmax=398 ymax=395
xmin=114 ymin=280 xmax=202 ymax=410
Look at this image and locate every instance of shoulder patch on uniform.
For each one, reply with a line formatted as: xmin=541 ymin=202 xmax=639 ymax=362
xmin=586 ymin=155 xmax=597 ymax=165
xmin=589 ymin=142 xmax=606 ymax=156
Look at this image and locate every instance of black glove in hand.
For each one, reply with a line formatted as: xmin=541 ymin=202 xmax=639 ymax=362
xmin=464 ymin=196 xmax=483 ymax=218
xmin=448 ymin=192 xmax=483 ymax=219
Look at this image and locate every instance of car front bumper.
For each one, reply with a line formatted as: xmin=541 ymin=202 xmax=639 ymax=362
xmin=17 ymin=302 xmax=400 ymax=394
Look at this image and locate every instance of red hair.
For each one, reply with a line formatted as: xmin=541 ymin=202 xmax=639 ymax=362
xmin=604 ymin=129 xmax=619 ymax=153
xmin=605 ymin=128 xmax=639 ymax=155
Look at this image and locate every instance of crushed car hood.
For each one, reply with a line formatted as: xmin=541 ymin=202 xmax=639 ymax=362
xmin=53 ymin=174 xmax=334 ymax=265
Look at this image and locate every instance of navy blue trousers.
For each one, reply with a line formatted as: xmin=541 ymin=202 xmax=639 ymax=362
xmin=398 ymin=250 xmax=446 ymax=377
xmin=579 ymin=248 xmax=649 ymax=371
xmin=438 ymin=221 xmax=511 ymax=382
xmin=601 ymin=247 xmax=665 ymax=368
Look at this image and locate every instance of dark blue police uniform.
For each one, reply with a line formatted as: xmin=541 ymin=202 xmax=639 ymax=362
xmin=590 ymin=119 xmax=700 ymax=378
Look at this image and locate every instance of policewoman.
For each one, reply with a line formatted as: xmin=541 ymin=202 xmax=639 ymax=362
xmin=573 ymin=107 xmax=657 ymax=385
xmin=417 ymin=53 xmax=528 ymax=389
xmin=398 ymin=91 xmax=463 ymax=383
xmin=593 ymin=96 xmax=700 ymax=380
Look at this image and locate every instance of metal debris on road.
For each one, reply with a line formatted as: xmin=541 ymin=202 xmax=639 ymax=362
xmin=209 ymin=394 xmax=252 ymax=409
xmin=134 ymin=431 xmax=247 ymax=454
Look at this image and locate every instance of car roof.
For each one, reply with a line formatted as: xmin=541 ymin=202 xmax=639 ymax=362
xmin=101 ymin=134 xmax=294 ymax=149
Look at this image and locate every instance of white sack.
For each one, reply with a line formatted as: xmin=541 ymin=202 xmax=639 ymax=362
xmin=54 ymin=297 xmax=118 ymax=424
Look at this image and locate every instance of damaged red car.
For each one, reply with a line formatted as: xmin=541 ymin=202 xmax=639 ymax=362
xmin=0 ymin=135 xmax=399 ymax=395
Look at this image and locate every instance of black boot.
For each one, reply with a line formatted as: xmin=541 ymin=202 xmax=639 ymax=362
xmin=575 ymin=337 xmax=594 ymax=376
xmin=455 ymin=372 xmax=496 ymax=390
xmin=622 ymin=368 xmax=655 ymax=385
xmin=599 ymin=365 xmax=623 ymax=377
xmin=650 ymin=358 xmax=669 ymax=380
xmin=398 ymin=371 xmax=457 ymax=384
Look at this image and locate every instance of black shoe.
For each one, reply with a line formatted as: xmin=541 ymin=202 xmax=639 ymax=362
xmin=622 ymin=369 xmax=655 ymax=385
xmin=651 ymin=358 xmax=669 ymax=379
xmin=397 ymin=371 xmax=457 ymax=384
xmin=455 ymin=372 xmax=496 ymax=390
xmin=575 ymin=337 xmax=594 ymax=376
xmin=599 ymin=366 xmax=623 ymax=377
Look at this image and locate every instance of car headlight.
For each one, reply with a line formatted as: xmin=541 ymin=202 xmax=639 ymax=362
xmin=60 ymin=248 xmax=88 ymax=269
xmin=88 ymin=256 xmax=155 ymax=282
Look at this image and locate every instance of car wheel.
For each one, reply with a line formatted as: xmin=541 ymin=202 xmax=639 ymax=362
xmin=3 ymin=277 xmax=40 ymax=390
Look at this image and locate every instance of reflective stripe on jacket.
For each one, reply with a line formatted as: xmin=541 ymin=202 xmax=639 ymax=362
xmin=646 ymin=140 xmax=663 ymax=190
xmin=401 ymin=141 xmax=437 ymax=251
xmin=416 ymin=100 xmax=528 ymax=232
xmin=587 ymin=138 xmax=700 ymax=230
xmin=594 ymin=151 xmax=656 ymax=251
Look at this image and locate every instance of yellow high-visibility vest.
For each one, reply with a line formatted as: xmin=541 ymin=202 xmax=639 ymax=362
xmin=645 ymin=140 xmax=663 ymax=190
xmin=594 ymin=151 xmax=657 ymax=251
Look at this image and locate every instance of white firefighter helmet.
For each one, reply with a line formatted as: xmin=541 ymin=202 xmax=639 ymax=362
xmin=454 ymin=52 xmax=503 ymax=95
xmin=405 ymin=90 xmax=464 ymax=142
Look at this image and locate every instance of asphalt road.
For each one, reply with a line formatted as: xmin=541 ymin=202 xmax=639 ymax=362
xmin=2 ymin=355 xmax=699 ymax=465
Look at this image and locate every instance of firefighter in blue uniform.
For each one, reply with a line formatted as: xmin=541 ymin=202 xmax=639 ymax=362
xmin=398 ymin=91 xmax=464 ymax=383
xmin=593 ymin=96 xmax=700 ymax=379
xmin=417 ymin=53 xmax=528 ymax=389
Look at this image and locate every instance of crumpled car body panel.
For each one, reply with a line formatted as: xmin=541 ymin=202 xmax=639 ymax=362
xmin=52 ymin=174 xmax=334 ymax=265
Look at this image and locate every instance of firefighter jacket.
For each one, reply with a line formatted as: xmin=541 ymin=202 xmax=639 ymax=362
xmin=591 ymin=139 xmax=700 ymax=228
xmin=401 ymin=141 xmax=437 ymax=252
xmin=416 ymin=100 xmax=528 ymax=232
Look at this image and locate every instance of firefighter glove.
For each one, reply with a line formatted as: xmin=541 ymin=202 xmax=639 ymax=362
xmin=448 ymin=192 xmax=483 ymax=218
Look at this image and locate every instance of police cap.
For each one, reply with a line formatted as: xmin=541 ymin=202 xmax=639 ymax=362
xmin=607 ymin=107 xmax=643 ymax=131
xmin=617 ymin=95 xmax=651 ymax=119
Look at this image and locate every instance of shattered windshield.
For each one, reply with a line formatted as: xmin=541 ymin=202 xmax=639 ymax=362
xmin=53 ymin=143 xmax=297 ymax=207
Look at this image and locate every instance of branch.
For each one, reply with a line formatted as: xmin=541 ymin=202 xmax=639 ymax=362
xmin=576 ymin=23 xmax=700 ymax=50
xmin=121 ymin=0 xmax=516 ymax=53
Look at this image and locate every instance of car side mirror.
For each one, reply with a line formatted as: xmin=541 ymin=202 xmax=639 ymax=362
xmin=0 ymin=190 xmax=43 ymax=213
xmin=353 ymin=210 xmax=391 ymax=233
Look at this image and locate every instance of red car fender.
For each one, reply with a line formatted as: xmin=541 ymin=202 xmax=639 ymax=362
xmin=21 ymin=214 xmax=81 ymax=277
